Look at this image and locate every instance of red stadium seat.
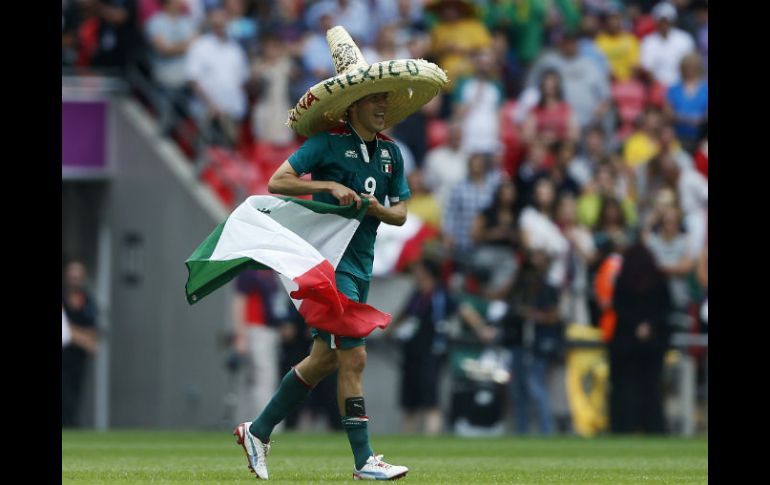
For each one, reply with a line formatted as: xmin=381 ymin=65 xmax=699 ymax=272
xmin=203 ymin=147 xmax=265 ymax=207
xmin=201 ymin=163 xmax=235 ymax=208
xmin=252 ymin=141 xmax=301 ymax=173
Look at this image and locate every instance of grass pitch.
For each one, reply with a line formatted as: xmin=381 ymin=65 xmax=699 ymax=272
xmin=62 ymin=430 xmax=707 ymax=484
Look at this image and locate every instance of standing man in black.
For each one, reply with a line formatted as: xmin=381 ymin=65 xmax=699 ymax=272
xmin=62 ymin=260 xmax=99 ymax=427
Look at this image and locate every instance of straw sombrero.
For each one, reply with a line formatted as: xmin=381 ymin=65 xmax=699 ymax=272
xmin=287 ymin=26 xmax=448 ymax=138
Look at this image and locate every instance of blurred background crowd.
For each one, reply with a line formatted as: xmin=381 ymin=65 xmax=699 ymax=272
xmin=62 ymin=0 xmax=707 ymax=436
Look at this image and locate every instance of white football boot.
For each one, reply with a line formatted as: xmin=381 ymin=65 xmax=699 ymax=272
xmin=353 ymin=454 xmax=409 ymax=480
xmin=233 ymin=421 xmax=271 ymax=480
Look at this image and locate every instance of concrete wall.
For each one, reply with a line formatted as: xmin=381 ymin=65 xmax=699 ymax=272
xmin=62 ymin=182 xmax=104 ymax=271
xmin=107 ymin=99 xmax=233 ymax=428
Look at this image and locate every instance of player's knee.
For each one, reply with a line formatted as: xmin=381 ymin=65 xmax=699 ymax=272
xmin=307 ymin=349 xmax=338 ymax=376
xmin=318 ymin=351 xmax=339 ymax=376
xmin=339 ymin=347 xmax=367 ymax=375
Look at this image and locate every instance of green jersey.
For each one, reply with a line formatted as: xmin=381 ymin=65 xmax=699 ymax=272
xmin=287 ymin=123 xmax=411 ymax=280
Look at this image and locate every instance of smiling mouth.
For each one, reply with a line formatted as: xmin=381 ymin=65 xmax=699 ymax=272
xmin=374 ymin=112 xmax=385 ymax=123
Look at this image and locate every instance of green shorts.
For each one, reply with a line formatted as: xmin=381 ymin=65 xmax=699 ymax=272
xmin=311 ymin=271 xmax=369 ymax=350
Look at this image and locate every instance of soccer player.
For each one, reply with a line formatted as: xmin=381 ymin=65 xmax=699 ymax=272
xmin=232 ymin=26 xmax=446 ymax=480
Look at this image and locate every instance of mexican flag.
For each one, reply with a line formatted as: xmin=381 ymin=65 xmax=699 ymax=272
xmin=185 ymin=196 xmax=391 ymax=338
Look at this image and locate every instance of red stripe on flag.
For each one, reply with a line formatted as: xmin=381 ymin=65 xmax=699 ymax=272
xmin=298 ymin=292 xmax=391 ymax=338
xmin=289 ymin=260 xmax=344 ymax=317
xmin=291 ymin=261 xmax=391 ymax=338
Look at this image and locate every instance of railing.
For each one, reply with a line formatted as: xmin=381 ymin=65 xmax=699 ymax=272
xmin=121 ymin=64 xmax=214 ymax=174
xmin=62 ymin=70 xmax=128 ymax=99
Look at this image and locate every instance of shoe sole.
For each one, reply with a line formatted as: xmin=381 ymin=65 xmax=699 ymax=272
xmin=353 ymin=471 xmax=408 ymax=481
xmin=233 ymin=423 xmax=261 ymax=479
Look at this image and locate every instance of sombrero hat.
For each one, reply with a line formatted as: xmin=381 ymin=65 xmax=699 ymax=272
xmin=287 ymin=26 xmax=448 ymax=138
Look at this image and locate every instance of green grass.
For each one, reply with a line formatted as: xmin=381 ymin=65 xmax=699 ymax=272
xmin=62 ymin=431 xmax=707 ymax=484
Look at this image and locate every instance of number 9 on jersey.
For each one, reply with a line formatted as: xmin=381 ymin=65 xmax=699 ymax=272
xmin=364 ymin=177 xmax=376 ymax=196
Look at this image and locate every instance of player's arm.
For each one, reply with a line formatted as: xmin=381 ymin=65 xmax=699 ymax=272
xmin=360 ymin=196 xmax=407 ymax=226
xmin=268 ymin=161 xmax=362 ymax=207
xmin=368 ymin=148 xmax=411 ymax=226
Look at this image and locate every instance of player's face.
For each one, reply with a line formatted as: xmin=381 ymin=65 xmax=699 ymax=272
xmin=349 ymin=92 xmax=389 ymax=139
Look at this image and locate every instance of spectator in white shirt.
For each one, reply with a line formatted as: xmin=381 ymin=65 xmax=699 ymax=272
xmin=146 ymin=0 xmax=198 ymax=89
xmin=643 ymin=206 xmax=694 ymax=316
xmin=186 ymin=7 xmax=250 ymax=147
xmin=145 ymin=0 xmax=199 ymax=133
xmin=640 ymin=2 xmax=695 ymax=88
xmin=422 ymin=121 xmax=468 ymax=212
xmin=519 ymin=178 xmax=569 ymax=287
xmin=660 ymin=152 xmax=708 ymax=259
xmin=300 ymin=8 xmax=337 ymax=89
xmin=305 ymin=0 xmax=372 ymax=45
xmin=453 ymin=47 xmax=504 ymax=156
xmin=249 ymin=32 xmax=296 ymax=146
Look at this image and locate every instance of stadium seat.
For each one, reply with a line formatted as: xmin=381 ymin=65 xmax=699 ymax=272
xmin=251 ymin=141 xmax=300 ymax=173
xmin=203 ymin=147 xmax=263 ymax=207
xmin=201 ymin=164 xmax=235 ymax=208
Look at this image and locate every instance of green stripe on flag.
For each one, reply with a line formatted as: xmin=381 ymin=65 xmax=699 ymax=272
xmin=277 ymin=196 xmax=369 ymax=220
xmin=186 ymin=222 xmax=226 ymax=261
xmin=184 ymin=222 xmax=269 ymax=305
xmin=185 ymin=257 xmax=269 ymax=305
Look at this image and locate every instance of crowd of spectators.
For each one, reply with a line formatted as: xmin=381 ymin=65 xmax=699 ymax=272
xmin=62 ymin=0 xmax=708 ymax=435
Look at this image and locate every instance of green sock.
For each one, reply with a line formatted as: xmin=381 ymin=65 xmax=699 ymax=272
xmin=342 ymin=416 xmax=374 ymax=470
xmin=249 ymin=369 xmax=311 ymax=443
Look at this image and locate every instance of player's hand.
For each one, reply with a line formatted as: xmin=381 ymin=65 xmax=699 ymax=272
xmin=360 ymin=193 xmax=382 ymax=217
xmin=328 ymin=182 xmax=361 ymax=208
